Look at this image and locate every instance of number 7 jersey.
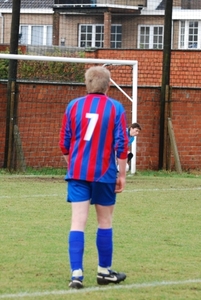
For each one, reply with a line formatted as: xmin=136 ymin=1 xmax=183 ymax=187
xmin=59 ymin=94 xmax=128 ymax=183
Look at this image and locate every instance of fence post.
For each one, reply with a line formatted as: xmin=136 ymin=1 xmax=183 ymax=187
xmin=168 ymin=118 xmax=182 ymax=174
xmin=4 ymin=0 xmax=21 ymax=169
xmin=159 ymin=0 xmax=173 ymax=169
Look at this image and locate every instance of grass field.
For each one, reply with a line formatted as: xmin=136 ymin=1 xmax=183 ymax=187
xmin=0 ymin=172 xmax=201 ymax=299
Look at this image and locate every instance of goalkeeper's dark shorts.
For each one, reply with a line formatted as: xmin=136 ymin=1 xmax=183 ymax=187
xmin=127 ymin=152 xmax=133 ymax=162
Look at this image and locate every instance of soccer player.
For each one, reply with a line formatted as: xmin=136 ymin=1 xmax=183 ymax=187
xmin=59 ymin=66 xmax=128 ymax=289
xmin=127 ymin=122 xmax=141 ymax=164
xmin=117 ymin=122 xmax=141 ymax=172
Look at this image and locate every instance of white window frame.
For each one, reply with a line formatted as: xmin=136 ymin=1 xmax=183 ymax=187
xmin=19 ymin=25 xmax=53 ymax=46
xmin=179 ymin=20 xmax=201 ymax=49
xmin=79 ymin=24 xmax=122 ymax=48
xmin=138 ymin=25 xmax=164 ymax=49
xmin=79 ymin=24 xmax=101 ymax=48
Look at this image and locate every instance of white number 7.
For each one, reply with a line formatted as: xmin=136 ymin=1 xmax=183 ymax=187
xmin=84 ymin=113 xmax=99 ymax=141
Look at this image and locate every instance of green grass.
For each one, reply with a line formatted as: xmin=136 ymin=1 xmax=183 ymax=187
xmin=0 ymin=174 xmax=201 ymax=299
xmin=1 ymin=167 xmax=201 ymax=177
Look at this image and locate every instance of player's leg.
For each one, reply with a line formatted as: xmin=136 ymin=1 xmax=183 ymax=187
xmin=95 ymin=204 xmax=114 ymax=269
xmin=67 ymin=180 xmax=91 ymax=289
xmin=70 ymin=201 xmax=90 ymax=231
xmin=92 ymin=182 xmax=126 ymax=285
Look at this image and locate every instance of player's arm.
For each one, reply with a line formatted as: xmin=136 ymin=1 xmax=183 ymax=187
xmin=114 ymin=105 xmax=128 ymax=193
xmin=59 ymin=112 xmax=71 ymax=156
xmin=115 ymin=158 xmax=127 ymax=193
xmin=63 ymin=154 xmax=69 ymax=167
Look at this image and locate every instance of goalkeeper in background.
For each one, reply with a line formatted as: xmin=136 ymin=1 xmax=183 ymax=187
xmin=117 ymin=122 xmax=141 ymax=172
xmin=59 ymin=66 xmax=129 ymax=289
xmin=127 ymin=122 xmax=141 ymax=165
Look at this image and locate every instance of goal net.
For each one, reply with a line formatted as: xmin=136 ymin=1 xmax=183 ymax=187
xmin=0 ymin=53 xmax=138 ymax=174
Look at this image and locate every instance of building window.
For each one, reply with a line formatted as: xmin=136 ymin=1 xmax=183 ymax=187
xmin=19 ymin=25 xmax=53 ymax=46
xmin=79 ymin=24 xmax=122 ymax=48
xmin=180 ymin=21 xmax=200 ymax=49
xmin=138 ymin=25 xmax=164 ymax=49
xmin=111 ymin=25 xmax=122 ymax=48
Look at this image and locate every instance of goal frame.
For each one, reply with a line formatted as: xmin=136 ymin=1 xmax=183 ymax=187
xmin=0 ymin=53 xmax=138 ymax=173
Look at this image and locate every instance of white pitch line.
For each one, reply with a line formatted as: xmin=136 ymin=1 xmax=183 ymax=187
xmin=0 ymin=187 xmax=201 ymax=199
xmin=124 ymin=187 xmax=201 ymax=192
xmin=0 ymin=279 xmax=201 ymax=299
xmin=0 ymin=194 xmax=64 ymax=199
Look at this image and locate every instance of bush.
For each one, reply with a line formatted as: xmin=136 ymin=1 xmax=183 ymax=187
xmin=0 ymin=49 xmax=9 ymax=79
xmin=0 ymin=49 xmax=86 ymax=82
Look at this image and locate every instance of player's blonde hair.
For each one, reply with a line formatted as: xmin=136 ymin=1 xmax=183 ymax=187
xmin=85 ymin=66 xmax=111 ymax=94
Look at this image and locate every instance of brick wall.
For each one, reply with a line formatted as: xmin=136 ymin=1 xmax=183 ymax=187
xmin=86 ymin=49 xmax=201 ymax=87
xmin=0 ymin=45 xmax=26 ymax=53
xmin=1 ymin=49 xmax=201 ymax=171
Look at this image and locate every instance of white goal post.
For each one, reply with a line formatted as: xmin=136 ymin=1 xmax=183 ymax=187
xmin=0 ymin=53 xmax=138 ymax=173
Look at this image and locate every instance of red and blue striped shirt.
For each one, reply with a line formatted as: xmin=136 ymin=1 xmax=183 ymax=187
xmin=59 ymin=94 xmax=128 ymax=183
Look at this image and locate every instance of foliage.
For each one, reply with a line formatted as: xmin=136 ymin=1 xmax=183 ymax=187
xmin=0 ymin=49 xmax=86 ymax=82
xmin=0 ymin=49 xmax=9 ymax=79
xmin=17 ymin=50 xmax=86 ymax=82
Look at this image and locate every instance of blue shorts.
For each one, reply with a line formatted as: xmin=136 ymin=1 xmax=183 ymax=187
xmin=67 ymin=179 xmax=116 ymax=206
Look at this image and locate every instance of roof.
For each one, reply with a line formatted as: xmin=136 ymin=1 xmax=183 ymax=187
xmin=0 ymin=0 xmax=54 ymax=9
xmin=156 ymin=0 xmax=201 ymax=10
xmin=156 ymin=0 xmax=166 ymax=10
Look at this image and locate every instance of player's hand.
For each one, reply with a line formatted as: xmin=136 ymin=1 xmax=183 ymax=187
xmin=115 ymin=177 xmax=125 ymax=193
xmin=63 ymin=154 xmax=69 ymax=167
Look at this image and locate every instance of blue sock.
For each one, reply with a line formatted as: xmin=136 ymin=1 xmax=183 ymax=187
xmin=68 ymin=231 xmax=84 ymax=279
xmin=96 ymin=228 xmax=113 ymax=268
